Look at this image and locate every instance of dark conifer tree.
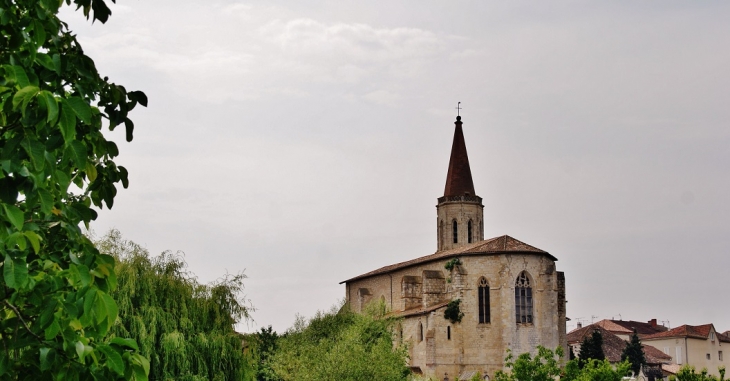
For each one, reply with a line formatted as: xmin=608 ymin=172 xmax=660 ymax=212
xmin=578 ymin=329 xmax=606 ymax=367
xmin=622 ymin=329 xmax=647 ymax=375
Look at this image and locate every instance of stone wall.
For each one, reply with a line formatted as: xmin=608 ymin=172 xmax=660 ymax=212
xmin=345 ymin=252 xmax=566 ymax=380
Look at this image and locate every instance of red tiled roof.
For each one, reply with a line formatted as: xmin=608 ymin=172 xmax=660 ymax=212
xmin=341 ymin=235 xmax=555 ymax=284
xmin=595 ymin=319 xmax=667 ymax=335
xmin=443 ymin=116 xmax=475 ymax=197
xmin=642 ymin=324 xmax=715 ymax=341
xmin=567 ymin=324 xmax=671 ymax=365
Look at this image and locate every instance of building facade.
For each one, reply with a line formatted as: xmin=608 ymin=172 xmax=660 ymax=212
xmin=341 ymin=116 xmax=568 ymax=379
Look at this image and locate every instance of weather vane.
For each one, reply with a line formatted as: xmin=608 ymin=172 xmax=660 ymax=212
xmin=456 ymin=102 xmax=462 ymax=116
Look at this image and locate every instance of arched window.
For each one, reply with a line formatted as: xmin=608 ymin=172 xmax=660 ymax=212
xmin=468 ymin=220 xmax=473 ymax=243
xmin=479 ymin=220 xmax=483 ymax=240
xmin=452 ymin=220 xmax=458 ymax=243
xmin=419 ymin=322 xmax=424 ymax=342
xmin=515 ymin=272 xmax=533 ymax=324
xmin=447 ymin=326 xmax=451 ymax=340
xmin=478 ymin=277 xmax=490 ymax=324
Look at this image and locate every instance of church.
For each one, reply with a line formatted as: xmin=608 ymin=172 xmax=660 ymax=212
xmin=341 ymin=115 xmax=568 ymax=380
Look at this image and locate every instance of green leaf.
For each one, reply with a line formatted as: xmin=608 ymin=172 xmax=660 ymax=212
xmin=68 ymin=140 xmax=87 ymax=169
xmin=21 ymin=138 xmax=46 ymax=171
xmin=75 ymin=341 xmax=85 ymax=362
xmin=23 ymin=231 xmax=41 ymax=253
xmin=3 ymin=254 xmax=28 ymax=289
xmin=128 ymin=91 xmax=148 ymax=107
xmin=97 ymin=345 xmax=124 ymax=375
xmin=10 ymin=66 xmax=30 ymax=88
xmin=82 ymin=287 xmax=97 ymax=323
xmin=32 ymin=20 xmax=46 ymax=47
xmin=44 ymin=320 xmax=61 ymax=340
xmin=39 ymin=348 xmax=53 ymax=371
xmin=3 ymin=204 xmax=24 ymax=230
xmin=101 ymin=292 xmax=118 ymax=325
xmin=67 ymin=96 xmax=92 ymax=125
xmin=12 ymin=85 xmax=39 ymax=114
xmin=7 ymin=232 xmax=26 ymax=250
xmin=59 ymin=100 xmax=77 ymax=144
xmin=39 ymin=90 xmax=58 ymax=124
xmin=85 ymin=162 xmax=97 ymax=182
xmin=109 ymin=337 xmax=139 ymax=351
xmin=131 ymin=354 xmax=150 ymax=381
xmin=38 ymin=188 xmax=53 ymax=214
xmin=35 ymin=54 xmax=55 ymax=71
xmin=77 ymin=264 xmax=91 ymax=287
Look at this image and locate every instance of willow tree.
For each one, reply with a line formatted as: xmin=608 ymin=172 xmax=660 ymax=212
xmin=0 ymin=0 xmax=148 ymax=379
xmin=94 ymin=229 xmax=255 ymax=381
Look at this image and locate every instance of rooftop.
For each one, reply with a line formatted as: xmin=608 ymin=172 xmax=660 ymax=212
xmin=567 ymin=324 xmax=672 ymax=365
xmin=341 ymin=235 xmax=556 ymax=284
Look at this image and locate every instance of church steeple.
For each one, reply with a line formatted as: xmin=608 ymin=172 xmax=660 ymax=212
xmin=444 ymin=116 xmax=475 ymax=197
xmin=436 ymin=115 xmax=484 ymax=251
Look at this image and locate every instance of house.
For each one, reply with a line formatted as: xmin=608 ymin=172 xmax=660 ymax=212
xmin=641 ymin=324 xmax=729 ymax=377
xmin=566 ymin=324 xmax=672 ymax=367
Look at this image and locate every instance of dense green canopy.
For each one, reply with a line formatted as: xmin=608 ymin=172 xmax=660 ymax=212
xmin=268 ymin=302 xmax=409 ymax=381
xmin=95 ymin=229 xmax=255 ymax=381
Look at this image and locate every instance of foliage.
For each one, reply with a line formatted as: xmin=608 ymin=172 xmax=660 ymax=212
xmin=95 ymin=229 xmax=255 ymax=381
xmin=269 ymin=300 xmax=409 ymax=381
xmin=563 ymin=358 xmax=630 ymax=381
xmin=444 ymin=258 xmax=461 ymax=272
xmin=675 ymin=365 xmax=726 ymax=381
xmin=494 ymin=346 xmax=563 ymax=381
xmin=578 ymin=329 xmax=605 ymax=367
xmin=444 ymin=299 xmax=464 ymax=324
xmin=620 ymin=330 xmax=646 ymax=375
xmin=0 ymin=0 xmax=148 ymax=379
xmin=495 ymin=346 xmax=630 ymax=381
xmin=246 ymin=325 xmax=280 ymax=381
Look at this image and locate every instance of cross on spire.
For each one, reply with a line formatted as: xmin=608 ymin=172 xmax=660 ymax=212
xmin=456 ymin=101 xmax=462 ymax=116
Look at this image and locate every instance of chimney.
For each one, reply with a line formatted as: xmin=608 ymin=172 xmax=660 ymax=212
xmin=577 ymin=322 xmax=583 ymax=329
xmin=648 ymin=319 xmax=657 ymax=327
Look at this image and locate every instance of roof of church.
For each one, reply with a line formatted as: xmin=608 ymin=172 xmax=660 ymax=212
xmin=443 ymin=116 xmax=476 ymax=197
xmin=341 ymin=235 xmax=556 ymax=284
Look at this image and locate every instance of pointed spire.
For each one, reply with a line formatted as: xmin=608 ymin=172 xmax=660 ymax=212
xmin=444 ymin=116 xmax=476 ymax=197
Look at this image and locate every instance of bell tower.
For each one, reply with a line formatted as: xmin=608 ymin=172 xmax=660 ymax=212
xmin=436 ymin=115 xmax=484 ymax=251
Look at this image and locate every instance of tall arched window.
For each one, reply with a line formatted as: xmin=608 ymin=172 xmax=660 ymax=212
xmin=479 ymin=220 xmax=483 ymax=240
xmin=468 ymin=220 xmax=473 ymax=243
xmin=419 ymin=322 xmax=424 ymax=342
xmin=452 ymin=220 xmax=458 ymax=243
xmin=478 ymin=277 xmax=490 ymax=324
xmin=515 ymin=272 xmax=533 ymax=324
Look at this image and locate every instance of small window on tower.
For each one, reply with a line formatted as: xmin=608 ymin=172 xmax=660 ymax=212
xmin=453 ymin=220 xmax=458 ymax=243
xmin=468 ymin=220 xmax=473 ymax=243
xmin=447 ymin=326 xmax=451 ymax=340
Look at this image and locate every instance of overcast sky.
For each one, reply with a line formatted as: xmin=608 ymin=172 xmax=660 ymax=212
xmin=62 ymin=1 xmax=730 ymax=334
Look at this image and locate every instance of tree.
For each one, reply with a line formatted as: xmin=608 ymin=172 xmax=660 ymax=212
xmin=563 ymin=358 xmax=630 ymax=381
xmin=494 ymin=346 xmax=630 ymax=381
xmin=0 ymin=0 xmax=147 ymax=379
xmin=269 ymin=301 xmax=409 ymax=381
xmin=578 ymin=329 xmax=605 ymax=367
xmin=246 ymin=326 xmax=281 ymax=381
xmin=674 ymin=365 xmax=726 ymax=381
xmin=494 ymin=346 xmax=563 ymax=381
xmin=621 ymin=330 xmax=646 ymax=375
xmin=94 ymin=229 xmax=255 ymax=381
